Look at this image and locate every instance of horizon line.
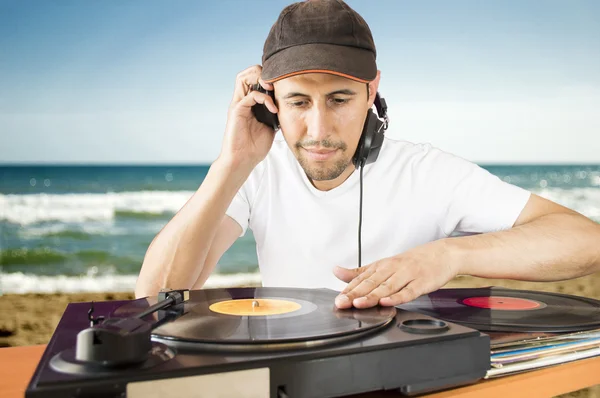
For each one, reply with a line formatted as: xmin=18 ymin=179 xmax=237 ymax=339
xmin=1 ymin=161 xmax=600 ymax=167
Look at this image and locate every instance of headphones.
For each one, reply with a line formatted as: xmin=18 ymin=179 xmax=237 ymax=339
xmin=352 ymin=93 xmax=389 ymax=169
xmin=250 ymin=84 xmax=389 ymax=169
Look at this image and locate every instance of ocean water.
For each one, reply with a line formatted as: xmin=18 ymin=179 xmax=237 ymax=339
xmin=1 ymin=164 xmax=599 ymax=294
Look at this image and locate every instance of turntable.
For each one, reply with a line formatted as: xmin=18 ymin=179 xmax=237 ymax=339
xmin=25 ymin=287 xmax=491 ymax=397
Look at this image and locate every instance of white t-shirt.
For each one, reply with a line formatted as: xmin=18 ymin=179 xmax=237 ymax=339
xmin=225 ymin=137 xmax=531 ymax=292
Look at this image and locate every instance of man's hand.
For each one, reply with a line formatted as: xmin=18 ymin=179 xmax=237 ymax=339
xmin=332 ymin=240 xmax=457 ymax=309
xmin=221 ymin=65 xmax=279 ymax=170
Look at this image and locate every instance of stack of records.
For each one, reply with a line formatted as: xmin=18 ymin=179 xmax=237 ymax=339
xmin=400 ymin=287 xmax=600 ymax=377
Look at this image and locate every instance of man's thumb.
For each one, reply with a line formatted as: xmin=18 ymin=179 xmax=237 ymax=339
xmin=332 ymin=265 xmax=366 ymax=283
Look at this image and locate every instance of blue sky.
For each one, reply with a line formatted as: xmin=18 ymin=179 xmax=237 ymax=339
xmin=1 ymin=0 xmax=599 ymax=164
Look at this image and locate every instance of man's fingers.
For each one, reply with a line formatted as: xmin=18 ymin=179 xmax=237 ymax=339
xmin=332 ymin=265 xmax=367 ymax=283
xmin=258 ymin=77 xmax=274 ymax=91
xmin=345 ymin=271 xmax=390 ymax=303
xmin=231 ymin=65 xmax=267 ymax=105
xmin=333 ymin=265 xmax=371 ymax=284
xmin=335 ymin=264 xmax=396 ymax=309
xmin=231 ymin=76 xmax=247 ymax=105
xmin=339 ymin=266 xmax=375 ymax=295
xmin=352 ymin=276 xmax=404 ymax=309
xmin=334 ymin=267 xmax=374 ymax=309
xmin=236 ymin=90 xmax=278 ymax=114
xmin=379 ymin=281 xmax=423 ymax=306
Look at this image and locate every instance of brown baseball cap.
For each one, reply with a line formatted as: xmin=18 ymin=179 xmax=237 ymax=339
xmin=261 ymin=0 xmax=377 ymax=84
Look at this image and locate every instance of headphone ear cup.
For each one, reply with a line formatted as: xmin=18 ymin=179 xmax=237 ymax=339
xmin=353 ymin=110 xmax=378 ymax=168
xmin=366 ymin=118 xmax=385 ymax=163
xmin=250 ymin=84 xmax=280 ymax=131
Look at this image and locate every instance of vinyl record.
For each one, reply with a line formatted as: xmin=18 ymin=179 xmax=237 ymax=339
xmin=114 ymin=287 xmax=396 ymax=349
xmin=398 ymin=287 xmax=600 ymax=332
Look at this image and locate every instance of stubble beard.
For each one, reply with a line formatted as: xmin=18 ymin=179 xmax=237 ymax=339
xmin=295 ymin=139 xmax=350 ymax=181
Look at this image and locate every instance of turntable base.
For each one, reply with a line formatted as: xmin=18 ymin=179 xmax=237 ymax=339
xmin=6 ymin=345 xmax=600 ymax=398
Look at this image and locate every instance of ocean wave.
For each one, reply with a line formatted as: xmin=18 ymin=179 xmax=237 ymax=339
xmin=0 ymin=248 xmax=68 ymax=265
xmin=0 ymin=272 xmax=262 ymax=294
xmin=0 ymin=248 xmax=141 ymax=272
xmin=38 ymin=230 xmax=93 ymax=240
xmin=0 ymin=191 xmax=195 ymax=225
xmin=114 ymin=210 xmax=175 ymax=220
xmin=2 ymin=187 xmax=597 ymax=226
xmin=17 ymin=223 xmax=130 ymax=239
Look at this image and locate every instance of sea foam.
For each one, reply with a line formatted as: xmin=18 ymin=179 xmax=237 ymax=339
xmin=1 ymin=187 xmax=598 ymax=226
xmin=0 ymin=191 xmax=195 ymax=225
xmin=0 ymin=271 xmax=262 ymax=294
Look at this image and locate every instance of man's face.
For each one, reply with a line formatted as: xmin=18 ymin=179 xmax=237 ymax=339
xmin=273 ymin=73 xmax=378 ymax=183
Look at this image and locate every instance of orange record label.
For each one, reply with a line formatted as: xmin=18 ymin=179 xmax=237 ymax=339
xmin=209 ymin=299 xmax=302 ymax=316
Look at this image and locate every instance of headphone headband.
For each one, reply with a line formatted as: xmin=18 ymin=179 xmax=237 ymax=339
xmin=373 ymin=94 xmax=389 ymax=131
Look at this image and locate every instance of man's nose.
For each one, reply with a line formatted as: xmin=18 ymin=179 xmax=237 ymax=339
xmin=306 ymin=105 xmax=331 ymax=142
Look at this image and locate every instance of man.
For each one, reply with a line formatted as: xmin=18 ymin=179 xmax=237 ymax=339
xmin=135 ymin=0 xmax=600 ymax=309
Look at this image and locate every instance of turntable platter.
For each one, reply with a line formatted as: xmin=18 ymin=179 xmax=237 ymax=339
xmin=114 ymin=287 xmax=396 ymax=349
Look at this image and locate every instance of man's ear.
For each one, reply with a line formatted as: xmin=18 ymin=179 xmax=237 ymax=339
xmin=367 ymin=70 xmax=381 ymax=108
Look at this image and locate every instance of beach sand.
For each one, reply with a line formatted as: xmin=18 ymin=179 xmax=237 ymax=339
xmin=1 ymin=273 xmax=599 ymax=396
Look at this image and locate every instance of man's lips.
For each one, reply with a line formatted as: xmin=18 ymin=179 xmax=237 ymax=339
xmin=302 ymin=147 xmax=338 ymax=161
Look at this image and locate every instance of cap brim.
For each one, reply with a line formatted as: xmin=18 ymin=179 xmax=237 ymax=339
xmin=261 ymin=43 xmax=376 ymax=84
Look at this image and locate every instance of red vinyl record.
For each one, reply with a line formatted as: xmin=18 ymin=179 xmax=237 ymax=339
xmin=399 ymin=287 xmax=600 ymax=332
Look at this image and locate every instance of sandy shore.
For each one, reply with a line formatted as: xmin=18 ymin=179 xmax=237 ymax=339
xmin=1 ymin=274 xmax=599 ymax=396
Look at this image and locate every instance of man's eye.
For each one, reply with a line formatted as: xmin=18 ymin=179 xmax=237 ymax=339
xmin=288 ymin=98 xmax=348 ymax=107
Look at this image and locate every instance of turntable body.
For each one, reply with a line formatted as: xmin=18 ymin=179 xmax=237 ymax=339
xmin=25 ymin=288 xmax=490 ymax=397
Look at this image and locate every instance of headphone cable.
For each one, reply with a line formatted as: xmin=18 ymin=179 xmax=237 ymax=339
xmin=358 ymin=160 xmax=365 ymax=268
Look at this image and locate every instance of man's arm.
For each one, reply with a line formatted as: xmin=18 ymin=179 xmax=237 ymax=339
xmin=135 ymin=65 xmax=278 ymax=298
xmin=191 ymin=215 xmax=243 ymax=290
xmin=447 ymin=193 xmax=600 ymax=280
xmin=135 ymin=159 xmax=247 ymax=298
xmin=333 ymin=193 xmax=600 ymax=308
